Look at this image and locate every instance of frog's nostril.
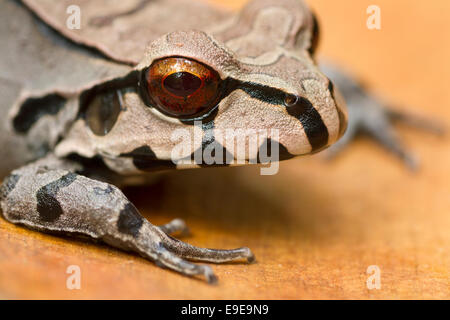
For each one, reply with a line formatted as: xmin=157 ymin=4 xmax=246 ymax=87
xmin=284 ymin=94 xmax=298 ymax=107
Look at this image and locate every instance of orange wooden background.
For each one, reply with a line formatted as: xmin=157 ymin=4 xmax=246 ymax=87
xmin=0 ymin=0 xmax=449 ymax=299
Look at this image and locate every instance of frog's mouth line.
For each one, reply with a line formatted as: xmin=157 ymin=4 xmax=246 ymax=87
xmin=118 ymin=134 xmax=295 ymax=173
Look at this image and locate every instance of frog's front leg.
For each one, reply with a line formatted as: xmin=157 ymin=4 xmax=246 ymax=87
xmin=322 ymin=63 xmax=444 ymax=169
xmin=0 ymin=155 xmax=254 ymax=283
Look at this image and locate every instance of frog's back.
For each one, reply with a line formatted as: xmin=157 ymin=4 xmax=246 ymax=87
xmin=20 ymin=0 xmax=231 ymax=65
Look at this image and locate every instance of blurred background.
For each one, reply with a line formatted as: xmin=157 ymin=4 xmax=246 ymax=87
xmin=0 ymin=0 xmax=448 ymax=299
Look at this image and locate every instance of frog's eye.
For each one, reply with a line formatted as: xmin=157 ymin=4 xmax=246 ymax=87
xmin=141 ymin=57 xmax=222 ymax=118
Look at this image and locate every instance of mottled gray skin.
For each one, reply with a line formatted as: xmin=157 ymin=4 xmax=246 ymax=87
xmin=0 ymin=0 xmax=438 ymax=282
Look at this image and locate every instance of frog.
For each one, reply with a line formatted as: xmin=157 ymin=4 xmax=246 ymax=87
xmin=0 ymin=0 xmax=441 ymax=283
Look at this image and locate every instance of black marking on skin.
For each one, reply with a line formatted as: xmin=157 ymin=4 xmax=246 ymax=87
xmin=120 ymin=146 xmax=176 ymax=172
xmin=173 ymin=120 xmax=232 ymax=166
xmin=188 ymin=143 xmax=234 ymax=167
xmin=197 ymin=120 xmax=233 ymax=167
xmin=221 ymin=78 xmax=329 ymax=152
xmin=93 ymin=185 xmax=114 ymax=196
xmin=257 ymin=139 xmax=294 ymax=163
xmin=66 ymin=154 xmax=109 ymax=176
xmin=286 ymin=96 xmax=329 ymax=151
xmin=221 ymin=79 xmax=287 ymax=106
xmin=201 ymin=121 xmax=215 ymax=150
xmin=13 ymin=94 xmax=66 ymax=133
xmin=36 ymin=173 xmax=78 ymax=222
xmin=0 ymin=174 xmax=20 ymax=201
xmin=79 ymin=71 xmax=140 ymax=119
xmin=117 ymin=202 xmax=143 ymax=237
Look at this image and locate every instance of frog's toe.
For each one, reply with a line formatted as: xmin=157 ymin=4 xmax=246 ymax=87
xmin=152 ymin=231 xmax=254 ymax=282
xmin=153 ymin=243 xmax=218 ymax=283
xmin=158 ymin=218 xmax=190 ymax=236
xmin=386 ymin=108 xmax=445 ymax=136
xmin=159 ymin=232 xmax=255 ymax=264
xmin=363 ymin=113 xmax=419 ymax=170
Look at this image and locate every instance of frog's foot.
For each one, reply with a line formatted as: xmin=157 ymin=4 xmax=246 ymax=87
xmin=327 ymin=103 xmax=444 ymax=170
xmin=322 ymin=64 xmax=444 ymax=170
xmin=132 ymin=223 xmax=254 ymax=284
xmin=0 ymin=155 xmax=254 ymax=283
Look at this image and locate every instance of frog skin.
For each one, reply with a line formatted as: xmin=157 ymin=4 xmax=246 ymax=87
xmin=0 ymin=0 xmax=439 ymax=283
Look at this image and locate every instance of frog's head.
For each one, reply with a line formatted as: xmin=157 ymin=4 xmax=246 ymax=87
xmin=58 ymin=0 xmax=347 ymax=174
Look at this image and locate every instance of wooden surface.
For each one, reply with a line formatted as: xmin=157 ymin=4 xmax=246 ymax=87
xmin=0 ymin=0 xmax=449 ymax=299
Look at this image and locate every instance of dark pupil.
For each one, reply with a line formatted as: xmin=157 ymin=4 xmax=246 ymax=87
xmin=163 ymin=72 xmax=202 ymax=97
